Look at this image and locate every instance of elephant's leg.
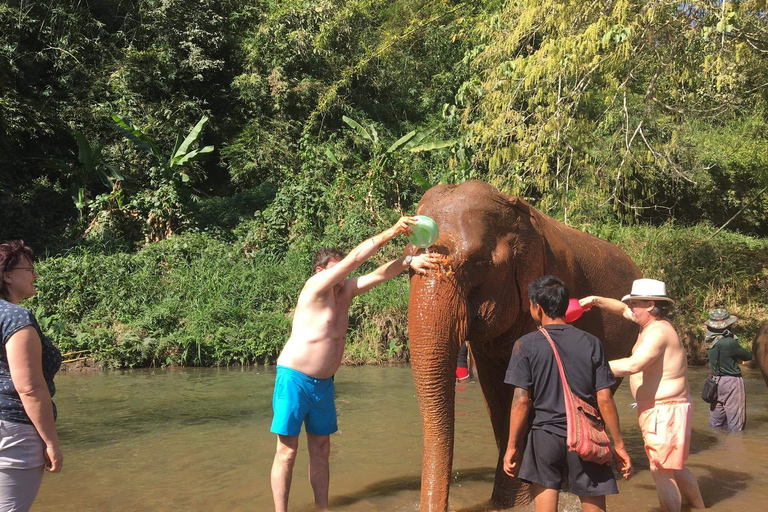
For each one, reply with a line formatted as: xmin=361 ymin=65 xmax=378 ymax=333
xmin=473 ymin=345 xmax=531 ymax=508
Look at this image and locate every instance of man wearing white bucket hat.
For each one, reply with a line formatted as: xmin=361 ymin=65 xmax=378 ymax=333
xmin=580 ymin=279 xmax=705 ymax=512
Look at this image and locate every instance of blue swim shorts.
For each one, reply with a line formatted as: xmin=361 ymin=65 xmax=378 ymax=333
xmin=270 ymin=365 xmax=338 ymax=436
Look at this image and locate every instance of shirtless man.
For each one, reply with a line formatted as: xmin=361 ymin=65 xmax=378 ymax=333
xmin=270 ymin=216 xmax=439 ymax=512
xmin=580 ymin=278 xmax=705 ymax=512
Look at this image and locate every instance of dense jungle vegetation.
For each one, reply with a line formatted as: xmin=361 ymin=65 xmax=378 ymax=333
xmin=1 ymin=0 xmax=766 ymax=367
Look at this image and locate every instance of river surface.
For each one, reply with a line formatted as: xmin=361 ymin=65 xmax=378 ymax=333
xmin=34 ymin=366 xmax=768 ymax=511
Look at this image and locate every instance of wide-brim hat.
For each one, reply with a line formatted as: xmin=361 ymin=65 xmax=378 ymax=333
xmin=621 ymin=278 xmax=675 ymax=304
xmin=705 ymin=309 xmax=737 ymax=329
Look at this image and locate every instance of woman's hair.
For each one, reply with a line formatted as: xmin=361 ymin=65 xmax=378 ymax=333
xmin=0 ymin=240 xmax=35 ymax=301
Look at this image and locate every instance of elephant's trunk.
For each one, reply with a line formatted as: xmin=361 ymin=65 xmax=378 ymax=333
xmin=408 ymin=271 xmax=468 ymax=512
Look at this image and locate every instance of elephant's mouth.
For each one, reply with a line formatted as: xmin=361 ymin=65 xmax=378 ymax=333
xmin=412 ymin=247 xmax=455 ymax=278
xmin=436 ymin=254 xmax=455 ymax=277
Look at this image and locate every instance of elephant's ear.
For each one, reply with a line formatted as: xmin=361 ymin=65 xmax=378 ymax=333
xmin=508 ymin=197 xmax=547 ymax=313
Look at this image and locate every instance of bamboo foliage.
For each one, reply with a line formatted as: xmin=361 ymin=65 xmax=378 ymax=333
xmin=459 ymin=0 xmax=768 ymax=223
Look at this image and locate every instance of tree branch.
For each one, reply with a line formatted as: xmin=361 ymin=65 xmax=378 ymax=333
xmin=711 ymin=184 xmax=768 ymax=238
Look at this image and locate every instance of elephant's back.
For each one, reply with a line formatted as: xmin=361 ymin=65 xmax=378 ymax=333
xmin=533 ymin=210 xmax=641 ymax=289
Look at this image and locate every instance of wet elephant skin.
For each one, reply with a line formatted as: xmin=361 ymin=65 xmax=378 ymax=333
xmin=752 ymin=322 xmax=768 ymax=387
xmin=407 ymin=181 xmax=642 ymax=512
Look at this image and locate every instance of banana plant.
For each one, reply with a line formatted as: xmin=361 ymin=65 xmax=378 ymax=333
xmin=109 ymin=114 xmax=214 ymax=183
xmin=327 ymin=115 xmax=458 ymax=192
xmin=69 ymin=132 xmax=125 ymax=221
xmin=109 ymin=114 xmax=215 ymax=241
xmin=74 ymin=132 xmax=124 ymax=187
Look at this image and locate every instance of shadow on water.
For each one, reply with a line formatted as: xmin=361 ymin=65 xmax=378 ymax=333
xmin=689 ymin=462 xmax=752 ymax=508
xmin=744 ymin=413 xmax=768 ymax=429
xmin=689 ymin=428 xmax=719 ymax=455
xmin=453 ymin=500 xmax=505 ymax=512
xmin=323 ymin=467 xmax=497 ymax=510
xmin=446 ymin=459 xmax=751 ymax=512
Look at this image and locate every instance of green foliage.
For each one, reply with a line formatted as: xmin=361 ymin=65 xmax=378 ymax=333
xmin=107 ymin=114 xmax=214 ymax=242
xmin=27 ymin=229 xmax=413 ymax=368
xmin=3 ymin=0 xmax=768 ymax=369
xmin=0 ymin=0 xmax=253 ymax=248
xmin=458 ymin=0 xmax=768 ymax=231
xmin=4 ymin=0 xmax=768 ymax=250
xmin=585 ymin=221 xmax=768 ymax=361
xmin=191 ymin=183 xmax=278 ymax=236
xmin=331 ymin=115 xmax=457 ymax=193
xmin=109 ymin=114 xmax=214 ymax=180
xmin=24 ymin=220 xmax=767 ymax=368
xmin=63 ymin=132 xmax=125 ymax=222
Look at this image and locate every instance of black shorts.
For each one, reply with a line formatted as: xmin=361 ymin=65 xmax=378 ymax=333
xmin=518 ymin=428 xmax=618 ymax=496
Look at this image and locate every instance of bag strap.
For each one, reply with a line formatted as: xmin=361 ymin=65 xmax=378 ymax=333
xmin=538 ymin=327 xmax=577 ymax=422
xmin=715 ymin=343 xmax=721 ymax=380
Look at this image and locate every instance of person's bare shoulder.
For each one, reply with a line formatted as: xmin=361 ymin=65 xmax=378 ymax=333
xmin=297 ymin=273 xmax=332 ymax=303
xmin=646 ymin=319 xmax=679 ymax=346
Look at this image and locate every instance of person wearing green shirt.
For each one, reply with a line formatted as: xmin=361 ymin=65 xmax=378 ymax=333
xmin=705 ymin=309 xmax=752 ymax=432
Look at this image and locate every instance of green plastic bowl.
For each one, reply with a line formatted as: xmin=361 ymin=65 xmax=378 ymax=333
xmin=409 ymin=215 xmax=439 ymax=248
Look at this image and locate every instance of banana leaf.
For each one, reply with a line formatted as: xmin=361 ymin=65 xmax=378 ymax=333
xmin=342 ymin=116 xmax=372 ymax=141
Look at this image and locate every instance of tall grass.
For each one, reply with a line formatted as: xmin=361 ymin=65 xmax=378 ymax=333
xmin=29 ymin=231 xmax=411 ymax=368
xmin=586 ymin=222 xmax=768 ymax=362
xmin=27 ymin=223 xmax=767 ymax=368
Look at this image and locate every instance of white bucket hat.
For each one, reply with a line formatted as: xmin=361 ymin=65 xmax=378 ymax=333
xmin=621 ymin=278 xmax=675 ymax=304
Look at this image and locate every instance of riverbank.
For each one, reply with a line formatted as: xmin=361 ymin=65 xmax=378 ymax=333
xmin=31 ymin=223 xmax=767 ymax=369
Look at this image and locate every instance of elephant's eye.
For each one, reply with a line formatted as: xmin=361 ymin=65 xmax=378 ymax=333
xmin=462 ymin=258 xmax=487 ymax=274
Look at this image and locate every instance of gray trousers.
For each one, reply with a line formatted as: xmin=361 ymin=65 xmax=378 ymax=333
xmin=0 ymin=421 xmax=47 ymax=511
xmin=709 ymin=375 xmax=747 ymax=432
xmin=0 ymin=466 xmax=44 ymax=512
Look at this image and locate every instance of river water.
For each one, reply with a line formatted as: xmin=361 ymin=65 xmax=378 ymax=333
xmin=34 ymin=366 xmax=768 ymax=511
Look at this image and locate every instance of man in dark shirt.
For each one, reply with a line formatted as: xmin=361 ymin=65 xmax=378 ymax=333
xmin=705 ymin=309 xmax=752 ymax=431
xmin=503 ymin=276 xmax=632 ymax=512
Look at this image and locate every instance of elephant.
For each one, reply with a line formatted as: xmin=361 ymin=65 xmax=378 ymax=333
xmin=752 ymin=322 xmax=768 ymax=387
xmin=406 ymin=181 xmax=642 ymax=511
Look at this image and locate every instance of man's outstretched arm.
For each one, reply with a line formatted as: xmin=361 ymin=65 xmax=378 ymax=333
xmin=580 ymin=295 xmax=634 ymax=322
xmin=347 ymin=252 xmax=441 ymax=297
xmin=310 ymin=217 xmax=417 ymax=293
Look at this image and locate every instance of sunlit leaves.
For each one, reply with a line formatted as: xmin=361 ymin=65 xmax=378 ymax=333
xmin=455 ymin=0 xmax=768 ymax=231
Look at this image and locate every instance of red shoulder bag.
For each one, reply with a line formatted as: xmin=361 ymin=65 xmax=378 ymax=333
xmin=538 ymin=327 xmax=612 ymax=465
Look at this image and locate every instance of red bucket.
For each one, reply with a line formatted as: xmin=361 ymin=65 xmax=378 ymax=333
xmin=565 ymin=298 xmax=584 ymax=323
